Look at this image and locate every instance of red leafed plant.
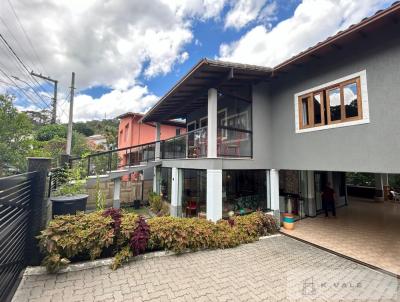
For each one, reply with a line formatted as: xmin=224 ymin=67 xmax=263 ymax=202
xmin=129 ymin=216 xmax=150 ymax=255
xmin=102 ymin=208 xmax=122 ymax=234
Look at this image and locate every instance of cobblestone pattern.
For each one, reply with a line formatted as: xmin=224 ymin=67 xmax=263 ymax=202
xmin=13 ymin=236 xmax=399 ymax=302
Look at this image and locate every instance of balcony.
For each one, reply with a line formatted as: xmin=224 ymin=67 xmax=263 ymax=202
xmin=162 ymin=127 xmax=208 ymax=159
xmin=160 ymin=126 xmax=252 ymax=160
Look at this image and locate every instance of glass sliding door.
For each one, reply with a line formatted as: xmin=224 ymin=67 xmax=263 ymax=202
xmin=222 ymin=170 xmax=268 ymax=218
xmin=181 ymin=169 xmax=207 ymax=218
xmin=160 ymin=167 xmax=172 ymax=203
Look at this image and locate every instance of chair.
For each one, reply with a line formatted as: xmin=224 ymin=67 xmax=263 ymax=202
xmin=186 ymin=200 xmax=197 ymax=217
xmin=390 ymin=191 xmax=400 ymax=202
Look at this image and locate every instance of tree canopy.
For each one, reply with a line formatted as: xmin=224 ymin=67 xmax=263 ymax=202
xmin=0 ymin=95 xmax=33 ymax=175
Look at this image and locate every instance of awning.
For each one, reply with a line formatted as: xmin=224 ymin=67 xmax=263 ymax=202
xmin=141 ymin=59 xmax=272 ymax=122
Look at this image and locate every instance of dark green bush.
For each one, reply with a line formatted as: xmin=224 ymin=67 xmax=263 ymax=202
xmin=38 ymin=211 xmax=278 ymax=272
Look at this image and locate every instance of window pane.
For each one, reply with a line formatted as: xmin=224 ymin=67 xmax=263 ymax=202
xmin=301 ymin=97 xmax=309 ymax=126
xmin=328 ymin=88 xmax=341 ymax=121
xmin=222 ymin=170 xmax=268 ymax=218
xmin=313 ymin=93 xmax=322 ymax=124
xmin=343 ymin=82 xmax=359 ymax=118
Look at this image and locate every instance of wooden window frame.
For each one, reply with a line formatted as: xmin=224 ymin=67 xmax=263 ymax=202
xmin=298 ymin=76 xmax=362 ymax=130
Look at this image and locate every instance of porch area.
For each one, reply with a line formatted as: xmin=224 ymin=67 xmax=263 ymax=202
xmin=281 ymin=197 xmax=400 ymax=276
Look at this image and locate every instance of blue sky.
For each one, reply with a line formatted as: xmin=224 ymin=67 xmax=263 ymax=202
xmin=0 ymin=0 xmax=393 ymax=121
xmin=143 ymin=0 xmax=302 ymax=97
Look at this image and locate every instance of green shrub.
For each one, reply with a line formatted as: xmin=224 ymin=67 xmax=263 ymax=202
xmin=37 ymin=212 xmax=114 ymax=272
xmin=38 ymin=211 xmax=278 ymax=272
xmin=148 ymin=191 xmax=169 ymax=216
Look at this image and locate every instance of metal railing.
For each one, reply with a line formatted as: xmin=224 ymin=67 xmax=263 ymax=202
xmin=217 ymin=126 xmax=253 ymax=158
xmin=0 ymin=172 xmax=36 ymax=302
xmin=70 ymin=141 xmax=161 ymax=176
xmin=69 ymin=125 xmax=252 ymax=176
xmin=162 ymin=126 xmax=208 ymax=159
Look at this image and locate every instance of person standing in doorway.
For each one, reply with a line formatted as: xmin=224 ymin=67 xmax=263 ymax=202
xmin=321 ymin=182 xmax=336 ymax=217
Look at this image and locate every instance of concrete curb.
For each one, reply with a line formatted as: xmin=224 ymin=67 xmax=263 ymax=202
xmin=24 ymin=233 xmax=282 ymax=276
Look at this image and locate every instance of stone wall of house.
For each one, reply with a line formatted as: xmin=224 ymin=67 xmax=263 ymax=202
xmin=85 ymin=180 xmax=143 ymax=210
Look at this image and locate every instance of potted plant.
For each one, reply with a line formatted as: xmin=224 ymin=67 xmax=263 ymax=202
xmin=50 ymin=165 xmax=88 ymax=217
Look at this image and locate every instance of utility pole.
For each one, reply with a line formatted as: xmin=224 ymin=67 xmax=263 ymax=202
xmin=31 ymin=71 xmax=58 ymax=124
xmin=66 ymin=72 xmax=75 ymax=155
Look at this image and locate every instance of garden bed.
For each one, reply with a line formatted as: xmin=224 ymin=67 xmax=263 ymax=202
xmin=37 ymin=209 xmax=279 ymax=272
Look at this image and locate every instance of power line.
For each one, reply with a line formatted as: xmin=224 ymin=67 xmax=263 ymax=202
xmin=0 ymin=66 xmax=49 ymax=110
xmin=7 ymin=0 xmax=48 ymax=76
xmin=0 ymin=33 xmax=51 ymax=107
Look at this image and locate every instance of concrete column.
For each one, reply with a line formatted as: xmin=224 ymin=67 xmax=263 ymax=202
xmin=155 ymin=122 xmax=161 ymax=160
xmin=270 ymin=169 xmax=280 ymax=220
xmin=152 ymin=166 xmax=160 ymax=194
xmin=206 ymin=169 xmax=222 ymax=222
xmin=375 ymin=173 xmax=384 ymax=202
xmin=207 ymin=88 xmax=218 ymax=158
xmin=305 ymin=171 xmax=316 ymax=217
xmin=27 ymin=157 xmax=52 ymax=265
xmin=171 ymin=167 xmax=182 ymax=217
xmin=266 ymin=170 xmax=271 ymax=209
xmin=113 ymin=177 xmax=121 ymax=208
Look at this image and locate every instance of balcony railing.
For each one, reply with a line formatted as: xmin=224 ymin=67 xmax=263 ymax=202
xmin=70 ymin=141 xmax=159 ymax=176
xmin=162 ymin=127 xmax=208 ymax=159
xmin=217 ymin=126 xmax=252 ymax=158
xmin=69 ymin=125 xmax=253 ymax=176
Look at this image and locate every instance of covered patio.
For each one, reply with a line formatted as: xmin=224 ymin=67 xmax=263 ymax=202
xmin=281 ymin=197 xmax=400 ymax=276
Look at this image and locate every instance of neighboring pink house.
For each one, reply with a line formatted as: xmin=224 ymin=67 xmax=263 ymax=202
xmin=117 ymin=112 xmax=185 ymax=170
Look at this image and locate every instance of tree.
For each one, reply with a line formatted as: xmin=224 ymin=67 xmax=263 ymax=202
xmin=0 ymin=94 xmax=33 ymax=175
xmin=74 ymin=122 xmax=94 ymax=137
xmin=35 ymin=124 xmax=67 ymax=141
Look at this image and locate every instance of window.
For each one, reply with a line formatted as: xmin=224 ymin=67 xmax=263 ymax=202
xmin=297 ymin=76 xmax=363 ymax=130
xmin=176 ymin=128 xmax=181 ymax=136
xmin=124 ymin=124 xmax=129 ymax=142
xmin=199 ymin=117 xmax=208 ymax=128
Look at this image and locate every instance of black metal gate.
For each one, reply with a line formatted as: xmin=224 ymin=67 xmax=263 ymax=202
xmin=0 ymin=172 xmax=37 ymax=302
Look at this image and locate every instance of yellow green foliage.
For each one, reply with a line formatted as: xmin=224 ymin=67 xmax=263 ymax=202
xmin=38 ymin=210 xmax=279 ymax=272
xmin=37 ymin=212 xmax=114 ymax=272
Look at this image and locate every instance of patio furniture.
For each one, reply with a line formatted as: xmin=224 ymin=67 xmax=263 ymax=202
xmin=186 ymin=200 xmax=197 ymax=217
xmin=390 ymin=190 xmax=400 ymax=202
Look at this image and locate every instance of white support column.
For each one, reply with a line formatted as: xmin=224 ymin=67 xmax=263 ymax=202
xmin=155 ymin=122 xmax=161 ymax=160
xmin=305 ymin=171 xmax=316 ymax=217
xmin=266 ymin=170 xmax=271 ymax=209
xmin=171 ymin=167 xmax=181 ymax=217
xmin=270 ymin=169 xmax=280 ymax=219
xmin=207 ymin=88 xmax=218 ymax=158
xmin=113 ymin=177 xmax=121 ymax=209
xmin=152 ymin=166 xmax=160 ymax=194
xmin=206 ymin=169 xmax=222 ymax=222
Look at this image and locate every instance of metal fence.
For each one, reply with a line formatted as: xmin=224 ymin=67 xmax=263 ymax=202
xmin=0 ymin=172 xmax=37 ymax=302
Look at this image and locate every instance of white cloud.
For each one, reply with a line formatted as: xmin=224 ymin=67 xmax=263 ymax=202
xmin=219 ymin=0 xmax=392 ymax=66
xmin=224 ymin=0 xmax=277 ymax=30
xmin=58 ymin=86 xmax=158 ymax=123
xmin=0 ymin=0 xmax=227 ymax=120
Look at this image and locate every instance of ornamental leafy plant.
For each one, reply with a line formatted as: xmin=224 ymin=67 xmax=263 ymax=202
xmin=52 ymin=163 xmax=86 ymax=197
xmin=38 ymin=211 xmax=278 ymax=272
xmin=37 ymin=212 xmax=114 ymax=273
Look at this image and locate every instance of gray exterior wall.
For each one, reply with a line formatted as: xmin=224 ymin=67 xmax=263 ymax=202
xmin=270 ymin=25 xmax=400 ymax=173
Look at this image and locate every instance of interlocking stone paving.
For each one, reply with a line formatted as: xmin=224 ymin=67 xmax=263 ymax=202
xmin=13 ymin=235 xmax=399 ymax=302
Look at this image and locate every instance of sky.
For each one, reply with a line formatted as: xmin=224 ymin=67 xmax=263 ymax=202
xmin=0 ymin=0 xmax=394 ymax=122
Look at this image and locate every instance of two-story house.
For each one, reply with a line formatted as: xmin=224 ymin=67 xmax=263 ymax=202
xmin=137 ymin=3 xmax=400 ymax=227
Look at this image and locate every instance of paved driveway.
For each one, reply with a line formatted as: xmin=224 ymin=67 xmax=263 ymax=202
xmin=13 ymin=235 xmax=399 ymax=302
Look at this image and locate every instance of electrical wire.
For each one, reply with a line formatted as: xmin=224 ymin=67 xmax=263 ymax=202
xmin=0 ymin=35 xmax=51 ymax=107
xmin=6 ymin=0 xmax=48 ymax=76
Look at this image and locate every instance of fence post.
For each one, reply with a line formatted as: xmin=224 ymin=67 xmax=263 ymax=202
xmin=60 ymin=154 xmax=71 ymax=167
xmin=26 ymin=157 xmax=52 ymax=266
